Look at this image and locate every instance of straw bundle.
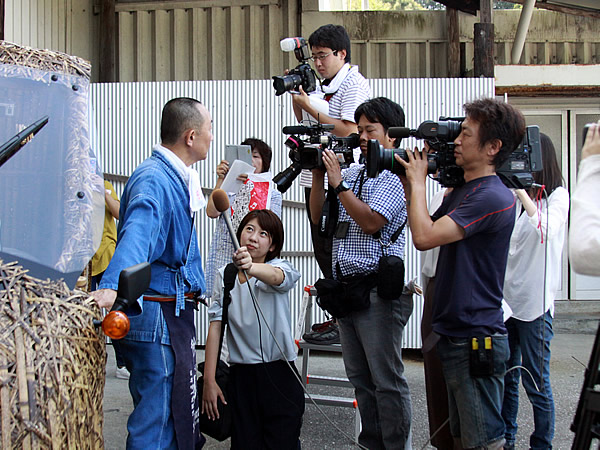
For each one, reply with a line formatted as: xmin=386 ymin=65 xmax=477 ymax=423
xmin=0 ymin=40 xmax=91 ymax=78
xmin=0 ymin=260 xmax=105 ymax=449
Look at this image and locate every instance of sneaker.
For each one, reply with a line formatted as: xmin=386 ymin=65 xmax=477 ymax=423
xmin=303 ymin=323 xmax=340 ymax=345
xmin=115 ymin=366 xmax=130 ymax=380
xmin=311 ymin=319 xmax=335 ymax=333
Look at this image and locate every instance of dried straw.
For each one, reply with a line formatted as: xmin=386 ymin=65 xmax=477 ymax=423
xmin=0 ymin=40 xmax=91 ymax=79
xmin=0 ymin=260 xmax=105 ymax=449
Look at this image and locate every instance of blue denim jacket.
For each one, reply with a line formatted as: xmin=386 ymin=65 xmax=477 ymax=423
xmin=99 ymin=150 xmax=206 ymax=344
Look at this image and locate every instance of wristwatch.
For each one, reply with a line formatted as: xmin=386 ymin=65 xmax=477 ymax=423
xmin=334 ymin=180 xmax=350 ymax=195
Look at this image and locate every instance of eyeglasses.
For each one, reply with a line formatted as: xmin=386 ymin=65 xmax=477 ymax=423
xmin=310 ymin=50 xmax=338 ymax=62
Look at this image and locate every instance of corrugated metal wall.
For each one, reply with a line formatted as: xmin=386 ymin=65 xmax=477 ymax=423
xmin=90 ymin=76 xmax=494 ymax=347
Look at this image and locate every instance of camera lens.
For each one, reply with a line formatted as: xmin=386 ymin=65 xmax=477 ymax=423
xmin=273 ymin=162 xmax=302 ymax=193
xmin=272 ymin=74 xmax=303 ymax=96
xmin=366 ymin=140 xmax=408 ymax=177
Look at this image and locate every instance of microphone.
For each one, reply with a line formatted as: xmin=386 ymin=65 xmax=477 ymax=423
xmin=388 ymin=127 xmax=412 ymax=139
xmin=282 ymin=125 xmax=310 ymax=135
xmin=212 ymin=189 xmax=241 ymax=251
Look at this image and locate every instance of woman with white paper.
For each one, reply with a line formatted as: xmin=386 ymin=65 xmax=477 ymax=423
xmin=205 ymin=138 xmax=282 ymax=304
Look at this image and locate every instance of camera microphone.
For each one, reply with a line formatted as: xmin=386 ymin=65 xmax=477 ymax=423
xmin=283 ymin=125 xmax=310 ymax=135
xmin=211 ymin=189 xmax=241 ymax=251
xmin=387 ymin=127 xmax=412 ymax=139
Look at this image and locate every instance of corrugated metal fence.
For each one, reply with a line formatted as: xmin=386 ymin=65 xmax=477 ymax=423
xmin=90 ymin=77 xmax=494 ymax=347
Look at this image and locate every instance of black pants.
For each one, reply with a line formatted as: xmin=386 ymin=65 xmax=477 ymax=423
xmin=305 ymin=187 xmax=333 ymax=279
xmin=229 ymin=360 xmax=304 ymax=450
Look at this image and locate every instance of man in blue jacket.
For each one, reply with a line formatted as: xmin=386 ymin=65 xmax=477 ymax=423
xmin=94 ymin=97 xmax=211 ymax=449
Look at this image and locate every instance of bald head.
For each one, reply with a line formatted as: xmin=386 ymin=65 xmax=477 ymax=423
xmin=160 ymin=97 xmax=206 ymax=145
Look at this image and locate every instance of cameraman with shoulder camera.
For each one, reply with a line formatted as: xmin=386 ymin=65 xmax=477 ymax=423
xmin=397 ymin=98 xmax=525 ymax=450
xmin=310 ymin=97 xmax=412 ymax=449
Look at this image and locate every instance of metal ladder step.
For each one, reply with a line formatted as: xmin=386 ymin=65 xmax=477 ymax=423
xmin=307 ymin=374 xmax=353 ymax=388
xmin=304 ymin=393 xmax=357 ymax=408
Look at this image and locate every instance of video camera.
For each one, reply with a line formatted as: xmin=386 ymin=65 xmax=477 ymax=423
xmin=273 ymin=123 xmax=360 ymax=193
xmin=272 ymin=37 xmax=317 ymax=96
xmin=366 ymin=117 xmax=543 ymax=189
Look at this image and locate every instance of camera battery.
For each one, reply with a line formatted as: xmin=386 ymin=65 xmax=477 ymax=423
xmin=469 ymin=336 xmax=494 ymax=377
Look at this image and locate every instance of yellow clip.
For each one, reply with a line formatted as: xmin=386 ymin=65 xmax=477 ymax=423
xmin=472 ymin=337 xmax=479 ymax=350
xmin=485 ymin=336 xmax=492 ymax=350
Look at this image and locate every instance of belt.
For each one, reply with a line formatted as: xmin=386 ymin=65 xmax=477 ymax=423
xmin=144 ymin=292 xmax=202 ymax=306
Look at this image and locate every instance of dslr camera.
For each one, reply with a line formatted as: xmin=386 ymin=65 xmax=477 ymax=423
xmin=272 ymin=37 xmax=317 ymax=96
xmin=273 ymin=123 xmax=360 ymax=193
xmin=366 ymin=118 xmax=543 ymax=189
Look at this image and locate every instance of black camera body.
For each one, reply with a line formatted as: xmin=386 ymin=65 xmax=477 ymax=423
xmin=273 ymin=124 xmax=360 ymax=193
xmin=367 ymin=117 xmax=543 ymax=189
xmin=272 ymin=37 xmax=317 ymax=96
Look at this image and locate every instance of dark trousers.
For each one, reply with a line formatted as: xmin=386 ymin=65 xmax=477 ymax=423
xmin=229 ymin=360 xmax=304 ymax=450
xmin=422 ymin=276 xmax=453 ymax=449
xmin=304 ymin=187 xmax=333 ymax=279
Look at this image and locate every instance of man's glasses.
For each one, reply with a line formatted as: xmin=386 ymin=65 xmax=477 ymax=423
xmin=310 ymin=50 xmax=338 ymax=62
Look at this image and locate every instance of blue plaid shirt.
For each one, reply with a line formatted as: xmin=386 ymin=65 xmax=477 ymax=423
xmin=332 ymin=165 xmax=407 ymax=279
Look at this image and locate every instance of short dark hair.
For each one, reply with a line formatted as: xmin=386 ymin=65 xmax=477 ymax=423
xmin=235 ymin=210 xmax=284 ymax=262
xmin=241 ymin=138 xmax=272 ymax=173
xmin=160 ymin=97 xmax=205 ymax=145
xmin=533 ymin=133 xmax=564 ymax=196
xmin=354 ymin=97 xmax=406 ymax=148
xmin=309 ymin=24 xmax=351 ymax=63
xmin=463 ymin=98 xmax=526 ymax=169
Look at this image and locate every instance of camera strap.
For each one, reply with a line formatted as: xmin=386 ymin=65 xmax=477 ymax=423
xmin=354 ymin=165 xmax=407 ymax=255
xmin=318 ymin=185 xmax=339 ymax=238
xmin=374 ymin=216 xmax=407 ymax=256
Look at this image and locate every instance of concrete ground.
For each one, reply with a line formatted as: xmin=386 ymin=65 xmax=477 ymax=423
xmin=102 ymin=330 xmax=597 ymax=449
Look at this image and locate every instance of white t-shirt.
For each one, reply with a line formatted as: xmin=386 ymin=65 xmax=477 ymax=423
xmin=570 ymin=154 xmax=600 ymax=276
xmin=503 ymin=187 xmax=570 ymax=321
xmin=299 ymin=65 xmax=372 ymax=188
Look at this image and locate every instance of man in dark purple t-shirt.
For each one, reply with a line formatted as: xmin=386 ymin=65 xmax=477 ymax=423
xmin=397 ymin=98 xmax=525 ymax=450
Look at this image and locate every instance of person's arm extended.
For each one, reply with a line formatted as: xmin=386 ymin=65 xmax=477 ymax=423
xmin=309 ymin=169 xmax=327 ymax=225
xmin=321 ymin=149 xmax=386 ymax=234
xmin=516 ymin=188 xmax=569 ymax=239
xmin=105 ymin=189 xmax=120 ymax=219
xmin=233 ymin=247 xmax=285 ymax=286
xmin=396 ymin=149 xmax=464 ymax=251
xmin=201 ymin=321 xmax=226 ymax=420
xmin=292 ymin=86 xmax=357 ymax=137
xmin=206 ymin=160 xmax=229 ymax=218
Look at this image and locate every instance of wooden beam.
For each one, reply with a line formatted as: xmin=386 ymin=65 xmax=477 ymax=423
xmin=479 ymin=0 xmax=493 ymax=23
xmin=99 ymin=0 xmax=116 ymax=82
xmin=447 ymin=8 xmax=460 ymax=77
xmin=474 ymin=22 xmax=494 ymax=77
xmin=507 ymin=0 xmax=600 ymax=20
xmin=474 ymin=0 xmax=494 ymax=78
xmin=0 ymin=0 xmax=4 ymax=41
xmin=115 ymin=0 xmax=280 ymax=12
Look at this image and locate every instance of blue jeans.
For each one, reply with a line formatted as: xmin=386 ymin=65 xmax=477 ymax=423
xmin=437 ymin=334 xmax=509 ymax=449
xmin=114 ymin=324 xmax=177 ymax=449
xmin=338 ymin=288 xmax=413 ymax=450
xmin=502 ymin=312 xmax=554 ymax=449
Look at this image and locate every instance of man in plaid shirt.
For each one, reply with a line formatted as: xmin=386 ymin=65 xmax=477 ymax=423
xmin=310 ymin=97 xmax=412 ymax=449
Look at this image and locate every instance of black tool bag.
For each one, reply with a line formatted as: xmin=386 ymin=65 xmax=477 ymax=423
xmin=375 ymin=217 xmax=407 ymax=301
xmin=197 ymin=263 xmax=237 ymax=441
xmin=315 ymin=272 xmax=377 ymax=319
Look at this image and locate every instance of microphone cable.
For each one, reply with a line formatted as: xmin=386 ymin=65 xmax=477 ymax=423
xmin=211 ymin=188 xmax=367 ymax=449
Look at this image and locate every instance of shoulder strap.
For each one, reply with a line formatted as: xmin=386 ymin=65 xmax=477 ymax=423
xmin=373 ymin=215 xmax=408 ymax=243
xmin=217 ymin=263 xmax=238 ymax=355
